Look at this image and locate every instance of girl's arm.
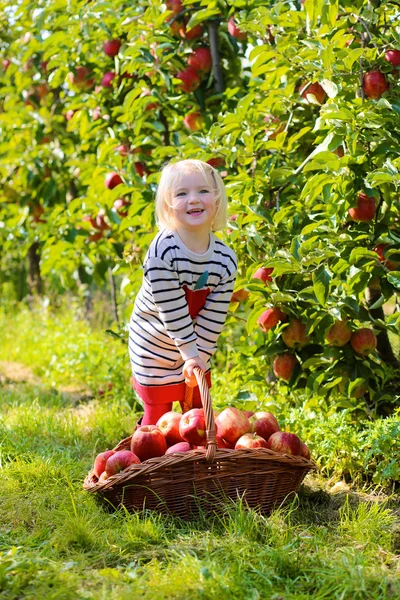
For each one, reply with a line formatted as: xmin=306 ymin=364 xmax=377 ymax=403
xmin=194 ymin=266 xmax=237 ymax=365
xmin=144 ymin=256 xmax=199 ymax=361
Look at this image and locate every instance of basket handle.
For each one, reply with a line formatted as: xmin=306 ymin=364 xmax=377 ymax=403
xmin=187 ymin=367 xmax=216 ymax=463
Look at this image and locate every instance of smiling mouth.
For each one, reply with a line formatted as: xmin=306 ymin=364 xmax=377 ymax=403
xmin=187 ymin=209 xmax=204 ymax=214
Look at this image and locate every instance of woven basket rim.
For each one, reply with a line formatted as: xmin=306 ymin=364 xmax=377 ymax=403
xmin=83 ymin=445 xmax=317 ymax=493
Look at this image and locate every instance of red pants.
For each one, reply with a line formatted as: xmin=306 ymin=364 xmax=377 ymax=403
xmin=133 ymin=372 xmax=212 ymax=426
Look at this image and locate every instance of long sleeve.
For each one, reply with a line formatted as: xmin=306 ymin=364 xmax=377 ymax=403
xmin=194 ymin=264 xmax=237 ymax=365
xmin=143 ymin=256 xmax=199 ymax=361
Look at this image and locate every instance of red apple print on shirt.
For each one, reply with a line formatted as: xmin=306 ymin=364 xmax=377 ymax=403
xmin=183 ymin=270 xmax=210 ymax=318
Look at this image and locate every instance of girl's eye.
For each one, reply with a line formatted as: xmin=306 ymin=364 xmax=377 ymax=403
xmin=200 ymin=189 xmax=210 ymax=194
xmin=176 ymin=192 xmax=186 ymax=197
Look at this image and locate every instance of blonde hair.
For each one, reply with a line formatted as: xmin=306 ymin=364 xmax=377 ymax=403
xmin=155 ymin=159 xmax=228 ymax=231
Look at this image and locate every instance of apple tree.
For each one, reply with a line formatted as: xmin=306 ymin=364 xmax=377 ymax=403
xmin=0 ymin=0 xmax=399 ymax=411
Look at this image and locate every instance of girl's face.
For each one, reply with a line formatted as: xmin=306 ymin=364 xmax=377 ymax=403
xmin=170 ymin=170 xmax=217 ymax=234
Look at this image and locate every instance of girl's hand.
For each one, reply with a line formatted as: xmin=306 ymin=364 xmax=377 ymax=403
xmin=183 ymin=357 xmax=208 ymax=387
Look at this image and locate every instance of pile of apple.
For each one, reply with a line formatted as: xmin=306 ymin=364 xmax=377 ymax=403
xmin=92 ymin=407 xmax=311 ymax=482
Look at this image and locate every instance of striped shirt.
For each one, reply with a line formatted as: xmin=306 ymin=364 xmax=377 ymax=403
xmin=129 ymin=229 xmax=237 ymax=387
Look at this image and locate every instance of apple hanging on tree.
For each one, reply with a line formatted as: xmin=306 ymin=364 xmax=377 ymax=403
xmin=348 ymin=193 xmax=376 ymax=222
xmin=176 ymin=67 xmax=201 ymax=93
xmin=350 ymin=328 xmax=377 ymax=356
xmin=363 ymin=70 xmax=389 ymax=99
xmin=103 ymin=39 xmax=121 ymax=57
xmin=273 ymin=353 xmax=298 ymax=381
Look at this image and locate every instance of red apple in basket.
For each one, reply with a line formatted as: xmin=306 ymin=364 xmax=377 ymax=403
xmin=93 ymin=449 xmax=115 ymax=478
xmin=98 ymin=471 xmax=109 ymax=482
xmin=215 ymin=407 xmax=250 ymax=444
xmin=243 ymin=410 xmax=254 ymax=419
xmin=131 ymin=425 xmax=167 ymax=461
xmin=300 ymin=441 xmax=311 ymax=459
xmin=267 ymin=432 xmax=301 ymax=456
xmin=179 ymin=408 xmax=206 ymax=446
xmin=105 ymin=450 xmax=141 ymax=476
xmin=156 ymin=411 xmax=184 ymax=446
xmin=216 ymin=435 xmax=233 ymax=449
xmin=249 ymin=411 xmax=280 ymax=442
xmin=235 ymin=433 xmax=268 ymax=450
xmin=165 ymin=442 xmax=193 ymax=454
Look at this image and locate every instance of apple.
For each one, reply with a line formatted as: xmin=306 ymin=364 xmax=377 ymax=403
xmin=206 ymin=157 xmax=225 ymax=168
xmin=105 ymin=171 xmax=123 ymax=189
xmin=166 ymin=0 xmax=183 ymax=13
xmin=156 ymin=411 xmax=184 ymax=446
xmin=216 ymin=435 xmax=233 ymax=449
xmin=98 ymin=471 xmax=109 ymax=482
xmin=65 ymin=109 xmax=75 ymax=121
xmin=169 ymin=20 xmax=182 ymax=37
xmin=68 ymin=66 xmax=94 ymax=90
xmin=273 ymin=353 xmax=298 ymax=381
xmin=228 ymin=16 xmax=247 ymax=41
xmin=325 ymin=320 xmax=352 ymax=347
xmin=235 ymin=433 xmax=268 ymax=450
xmin=88 ymin=232 xmax=103 ymax=242
xmin=179 ymin=408 xmax=207 ymax=446
xmin=165 ymin=441 xmax=193 ymax=454
xmin=333 ymin=145 xmax=345 ymax=158
xmin=104 ymin=39 xmax=121 ymax=57
xmin=215 ymin=407 xmax=250 ymax=444
xmin=264 ymin=115 xmax=285 ymax=139
xmin=257 ymin=307 xmax=286 ymax=332
xmin=188 ymin=47 xmax=212 ymax=73
xmin=267 ymin=431 xmax=301 ymax=456
xmin=113 ymin=198 xmax=131 ymax=217
xmin=363 ymin=70 xmax=389 ymax=99
xmin=131 ymin=425 xmax=168 ymax=461
xmin=3 ymin=59 xmax=10 ymax=71
xmin=253 ymin=266 xmax=274 ymax=284
xmin=231 ymin=289 xmax=249 ymax=303
xmin=242 ymin=411 xmax=254 ymax=419
xmin=95 ymin=211 xmax=111 ymax=231
xmin=134 ymin=162 xmax=147 ymax=177
xmin=116 ymin=143 xmax=131 ymax=156
xmin=282 ymin=319 xmax=309 ymax=349
xmin=183 ymin=111 xmax=204 ymax=131
xmin=32 ymin=203 xmax=45 ymax=223
xmin=385 ymin=50 xmax=400 ymax=67
xmin=36 ymin=83 xmax=49 ymax=100
xmin=374 ymin=244 xmax=400 ymax=271
xmin=299 ymin=81 xmax=326 ymax=104
xmin=94 ymin=449 xmax=115 ymax=478
xmin=249 ymin=411 xmax=280 ymax=441
xmin=348 ymin=192 xmax=376 ymax=222
xmin=300 ymin=442 xmax=311 ymax=459
xmin=350 ymin=328 xmax=377 ymax=356
xmin=101 ymin=71 xmax=116 ymax=88
xmin=105 ymin=450 xmax=141 ymax=476
xmin=181 ymin=23 xmax=204 ymax=41
xmin=176 ymin=67 xmax=201 ymax=93
xmin=92 ymin=106 xmax=102 ymax=121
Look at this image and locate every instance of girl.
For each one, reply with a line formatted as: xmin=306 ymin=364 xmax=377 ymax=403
xmin=128 ymin=159 xmax=237 ymax=425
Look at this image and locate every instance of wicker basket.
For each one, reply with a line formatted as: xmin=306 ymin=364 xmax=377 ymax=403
xmin=84 ymin=369 xmax=317 ymax=519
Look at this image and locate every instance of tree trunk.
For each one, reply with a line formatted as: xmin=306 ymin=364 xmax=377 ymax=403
xmin=27 ymin=242 xmax=43 ymax=297
xmin=366 ymin=285 xmax=399 ymax=367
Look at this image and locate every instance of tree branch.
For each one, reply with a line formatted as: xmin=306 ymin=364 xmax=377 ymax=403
xmin=208 ymin=20 xmax=224 ymax=94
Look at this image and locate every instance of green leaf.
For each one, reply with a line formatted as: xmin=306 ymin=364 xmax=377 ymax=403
xmin=343 ymin=48 xmax=364 ymax=69
xmin=387 ymin=271 xmax=400 ymax=289
xmin=312 ymin=265 xmax=332 ymax=306
xmin=194 ymin=270 xmax=209 ymax=290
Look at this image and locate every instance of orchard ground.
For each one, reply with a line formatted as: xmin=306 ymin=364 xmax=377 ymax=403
xmin=1 ymin=303 xmax=400 ymax=599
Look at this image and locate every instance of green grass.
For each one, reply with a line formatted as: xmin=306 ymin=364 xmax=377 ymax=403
xmin=1 ymin=304 xmax=400 ymax=598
